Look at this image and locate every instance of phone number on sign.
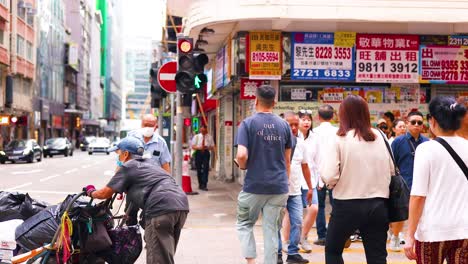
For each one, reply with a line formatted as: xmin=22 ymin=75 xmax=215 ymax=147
xmin=292 ymin=69 xmax=352 ymax=78
xmin=251 ymin=52 xmax=280 ymax=62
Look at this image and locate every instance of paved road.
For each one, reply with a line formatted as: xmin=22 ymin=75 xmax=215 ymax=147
xmin=1 ymin=152 xmax=414 ymax=264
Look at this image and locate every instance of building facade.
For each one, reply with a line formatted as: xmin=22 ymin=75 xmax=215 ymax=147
xmin=0 ymin=0 xmax=10 ymax=148
xmin=124 ymin=37 xmax=152 ymax=120
xmin=168 ymin=0 xmax=468 ymax=182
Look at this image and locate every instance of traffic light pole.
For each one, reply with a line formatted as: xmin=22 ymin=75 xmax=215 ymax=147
xmin=175 ymin=91 xmax=183 ymax=185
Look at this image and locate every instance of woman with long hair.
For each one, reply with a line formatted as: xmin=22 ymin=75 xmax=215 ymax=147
xmin=321 ymin=95 xmax=394 ymax=264
xmin=297 ymin=110 xmax=319 ymax=252
xmin=404 ymin=96 xmax=467 ymax=264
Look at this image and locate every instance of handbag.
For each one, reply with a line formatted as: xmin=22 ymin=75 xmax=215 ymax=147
xmin=434 ymin=137 xmax=468 ymax=180
xmin=105 ymin=225 xmax=143 ymax=264
xmin=378 ymin=130 xmax=411 ymax=223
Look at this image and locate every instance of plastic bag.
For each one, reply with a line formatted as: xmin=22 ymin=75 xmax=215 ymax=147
xmin=0 ymin=220 xmax=23 ymax=249
xmin=104 ymin=225 xmax=143 ymax=264
xmin=15 ymin=206 xmax=59 ymax=251
xmin=0 ymin=192 xmax=48 ymax=222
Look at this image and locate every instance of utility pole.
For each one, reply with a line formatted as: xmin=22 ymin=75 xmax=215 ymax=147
xmin=175 ymin=91 xmax=183 ymax=185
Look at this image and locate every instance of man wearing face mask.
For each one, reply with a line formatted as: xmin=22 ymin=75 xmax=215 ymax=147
xmin=128 ymin=114 xmax=171 ymax=173
xmin=84 ymin=137 xmax=189 ymax=264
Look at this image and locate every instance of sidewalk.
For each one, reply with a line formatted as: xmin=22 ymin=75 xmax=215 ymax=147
xmin=141 ymin=171 xmax=414 ymax=264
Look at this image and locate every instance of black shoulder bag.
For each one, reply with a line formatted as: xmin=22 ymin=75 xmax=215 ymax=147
xmin=378 ymin=130 xmax=411 ymax=222
xmin=434 ymin=137 xmax=468 ymax=180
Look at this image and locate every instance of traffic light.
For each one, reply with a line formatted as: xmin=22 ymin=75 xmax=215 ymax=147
xmin=175 ymin=38 xmax=209 ymax=94
xmin=149 ymin=63 xmax=167 ymax=108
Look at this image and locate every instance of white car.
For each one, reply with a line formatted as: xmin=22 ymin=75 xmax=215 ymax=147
xmin=88 ymin=138 xmax=111 ymax=155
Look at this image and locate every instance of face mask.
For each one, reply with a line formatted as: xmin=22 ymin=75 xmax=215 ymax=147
xmin=116 ymin=159 xmax=123 ymax=167
xmin=142 ymin=127 xmax=154 ymax=137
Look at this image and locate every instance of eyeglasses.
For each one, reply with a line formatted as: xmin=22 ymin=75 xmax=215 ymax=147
xmin=299 ymin=109 xmax=312 ymax=114
xmin=410 ymin=120 xmax=424 ymax=126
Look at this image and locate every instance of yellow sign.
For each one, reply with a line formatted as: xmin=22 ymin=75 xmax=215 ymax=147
xmin=249 ymin=31 xmax=282 ymax=80
xmin=0 ymin=115 xmax=9 ymax=126
xmin=334 ymin=32 xmax=356 ymax=48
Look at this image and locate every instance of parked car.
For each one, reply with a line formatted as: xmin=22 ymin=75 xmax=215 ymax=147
xmin=43 ymin=138 xmax=74 ymax=158
xmin=88 ymin=137 xmax=111 ymax=155
xmin=0 ymin=139 xmax=42 ymax=164
xmin=80 ymin=136 xmax=96 ymax=151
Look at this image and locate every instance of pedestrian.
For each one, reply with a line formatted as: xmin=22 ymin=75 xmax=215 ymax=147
xmin=191 ymin=124 xmax=215 ymax=191
xmin=128 ymin=114 xmax=171 ymax=173
xmin=376 ymin=118 xmax=390 ymax=139
xmin=297 ymin=109 xmax=319 ymax=253
xmin=321 ymin=95 xmax=394 ymax=264
xmin=84 ymin=136 xmax=189 ymax=264
xmin=383 ymin=111 xmax=396 ymax=138
xmin=456 ymin=97 xmax=468 ymax=139
xmin=126 ymin=114 xmax=172 ymax=225
xmin=388 ymin=119 xmax=406 ymax=145
xmin=404 ymin=96 xmax=468 ymax=264
xmin=235 ymin=84 xmax=292 ymax=264
xmin=390 ymin=111 xmax=429 ymax=251
xmin=313 ymin=104 xmax=338 ymax=247
xmin=278 ymin=111 xmax=312 ymax=264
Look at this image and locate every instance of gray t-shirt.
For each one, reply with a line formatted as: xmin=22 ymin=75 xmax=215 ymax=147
xmin=236 ymin=112 xmax=292 ymax=195
xmin=107 ymin=159 xmax=189 ymax=220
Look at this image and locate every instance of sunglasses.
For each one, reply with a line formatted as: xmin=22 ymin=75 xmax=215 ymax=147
xmin=410 ymin=120 xmax=424 ymax=126
xmin=299 ymin=109 xmax=312 ymax=114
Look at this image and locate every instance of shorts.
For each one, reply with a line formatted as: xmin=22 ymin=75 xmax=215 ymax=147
xmin=301 ymin=188 xmax=318 ymax=208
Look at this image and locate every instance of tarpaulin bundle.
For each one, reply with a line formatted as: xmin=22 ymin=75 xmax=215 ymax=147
xmin=0 ymin=191 xmax=48 ymax=222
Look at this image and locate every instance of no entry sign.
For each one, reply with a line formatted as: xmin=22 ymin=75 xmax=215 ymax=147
xmin=158 ymin=61 xmax=177 ymax=93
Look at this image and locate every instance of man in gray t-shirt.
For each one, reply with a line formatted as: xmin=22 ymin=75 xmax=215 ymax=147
xmin=235 ymin=85 xmax=291 ymax=264
xmin=84 ymin=137 xmax=188 ymax=264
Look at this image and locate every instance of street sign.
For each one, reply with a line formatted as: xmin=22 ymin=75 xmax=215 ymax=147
xmin=158 ymin=61 xmax=177 ymax=93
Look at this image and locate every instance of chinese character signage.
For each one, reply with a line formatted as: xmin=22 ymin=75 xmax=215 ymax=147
xmin=291 ymin=32 xmax=355 ymax=81
xmin=420 ymin=45 xmax=468 ymax=83
xmin=356 ymin=34 xmax=419 ymax=83
xmin=249 ymin=31 xmax=282 ymax=80
xmin=240 ymin=78 xmax=269 ymax=100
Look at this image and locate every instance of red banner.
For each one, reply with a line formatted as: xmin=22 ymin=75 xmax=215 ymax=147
xmin=240 ymin=79 xmax=269 ymax=100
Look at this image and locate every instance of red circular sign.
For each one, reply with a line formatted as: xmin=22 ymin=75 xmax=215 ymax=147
xmin=158 ymin=61 xmax=177 ymax=93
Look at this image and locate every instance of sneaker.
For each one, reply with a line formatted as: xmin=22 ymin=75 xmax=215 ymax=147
xmin=286 ymin=254 xmax=309 ymax=264
xmin=282 ymin=240 xmax=290 ymax=253
xmin=399 ymin=232 xmax=406 ymax=245
xmin=356 ymin=235 xmax=363 ymax=242
xmin=350 ymin=234 xmax=357 ymax=242
xmin=277 ymin=253 xmax=284 ymax=264
xmin=389 ymin=234 xmax=402 ymax=252
xmin=313 ymin=238 xmax=326 ymax=246
xmin=299 ymin=237 xmax=312 ymax=253
xmin=344 ymin=238 xmax=352 ymax=248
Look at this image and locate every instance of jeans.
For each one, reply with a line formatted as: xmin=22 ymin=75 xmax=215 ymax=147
xmin=236 ymin=191 xmax=288 ymax=264
xmin=145 ymin=211 xmax=188 ymax=264
xmin=317 ymin=187 xmax=334 ymax=239
xmin=278 ymin=195 xmax=303 ymax=255
xmin=195 ymin=150 xmax=210 ymax=188
xmin=325 ymin=198 xmax=389 ymax=264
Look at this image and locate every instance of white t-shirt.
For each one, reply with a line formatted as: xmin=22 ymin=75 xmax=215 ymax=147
xmin=299 ymin=131 xmax=319 ymax=189
xmin=412 ymin=136 xmax=468 ymax=242
xmin=313 ymin=122 xmax=339 ymax=187
xmin=290 ymin=137 xmax=308 ymax=196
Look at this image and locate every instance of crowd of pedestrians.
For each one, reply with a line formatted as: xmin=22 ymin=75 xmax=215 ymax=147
xmin=235 ymin=84 xmax=467 ymax=264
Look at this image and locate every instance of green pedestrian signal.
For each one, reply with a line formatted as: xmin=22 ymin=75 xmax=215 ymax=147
xmin=194 ymin=73 xmax=207 ymax=90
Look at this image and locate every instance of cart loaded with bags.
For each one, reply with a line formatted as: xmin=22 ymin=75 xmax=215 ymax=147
xmin=2 ymin=191 xmax=143 ymax=264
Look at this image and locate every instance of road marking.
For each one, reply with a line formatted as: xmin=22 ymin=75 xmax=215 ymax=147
xmin=39 ymin=174 xmax=61 ymax=182
xmin=213 ymin=213 xmax=227 ymax=218
xmin=81 ymin=164 xmax=91 ymax=169
xmin=6 ymin=182 xmax=33 ymax=191
xmin=11 ymin=190 xmax=75 ymax=195
xmin=64 ymin=168 xmax=78 ymax=174
xmin=11 ymin=169 xmax=43 ymax=175
xmin=103 ymin=170 xmax=115 ymax=176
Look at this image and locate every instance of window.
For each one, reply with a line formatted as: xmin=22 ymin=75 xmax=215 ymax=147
xmin=17 ymin=35 xmax=24 ymax=56
xmin=26 ymin=41 xmax=33 ymax=61
xmin=0 ymin=0 xmax=6 ymax=7
xmin=0 ymin=29 xmax=4 ymax=45
xmin=27 ymin=13 xmax=34 ymax=26
xmin=18 ymin=7 xmax=26 ymax=21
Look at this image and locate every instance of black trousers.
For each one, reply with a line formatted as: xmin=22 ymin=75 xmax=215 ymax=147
xmin=325 ymin=198 xmax=389 ymax=264
xmin=195 ymin=150 xmax=210 ymax=188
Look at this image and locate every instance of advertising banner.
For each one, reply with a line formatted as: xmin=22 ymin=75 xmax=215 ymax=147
xmin=215 ymin=47 xmax=225 ymax=88
xmin=249 ymin=31 xmax=282 ymax=80
xmin=356 ymin=34 xmax=419 ymax=83
xmin=240 ymin=79 xmax=269 ymax=100
xmin=291 ymin=32 xmax=355 ymax=81
xmin=420 ymin=45 xmax=468 ymax=84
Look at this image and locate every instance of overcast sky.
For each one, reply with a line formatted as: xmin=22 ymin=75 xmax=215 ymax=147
xmin=122 ymin=0 xmax=165 ymax=41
